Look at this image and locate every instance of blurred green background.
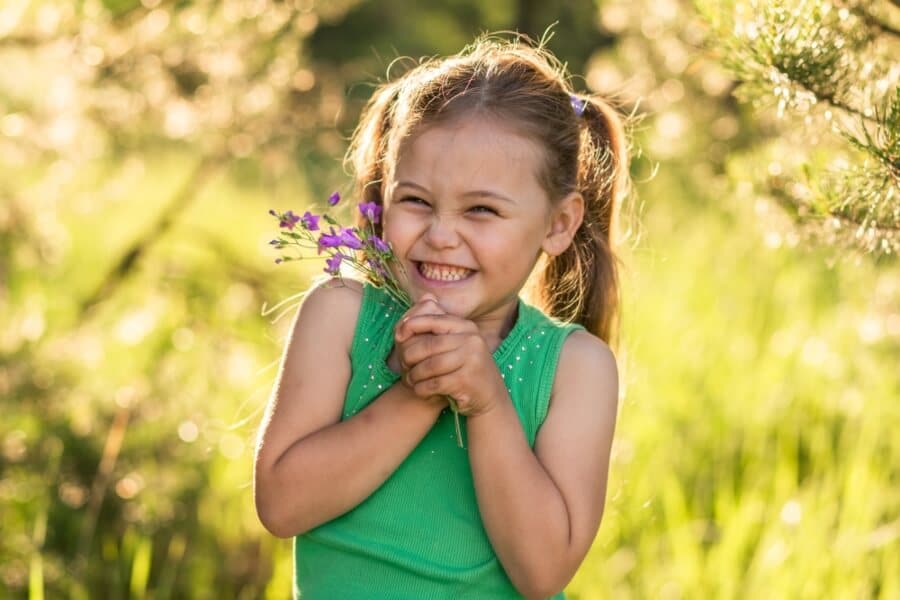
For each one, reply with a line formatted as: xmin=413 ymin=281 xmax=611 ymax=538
xmin=1 ymin=1 xmax=898 ymax=598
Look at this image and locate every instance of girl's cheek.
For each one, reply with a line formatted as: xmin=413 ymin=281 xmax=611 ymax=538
xmin=381 ymin=225 xmax=412 ymax=257
xmin=387 ymin=213 xmax=426 ymax=238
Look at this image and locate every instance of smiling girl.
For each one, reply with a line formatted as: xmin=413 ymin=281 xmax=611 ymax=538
xmin=254 ymin=32 xmax=628 ymax=599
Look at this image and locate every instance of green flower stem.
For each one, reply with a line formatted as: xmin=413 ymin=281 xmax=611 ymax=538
xmin=446 ymin=398 xmax=464 ymax=448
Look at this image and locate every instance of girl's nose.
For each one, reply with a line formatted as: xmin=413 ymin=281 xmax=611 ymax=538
xmin=424 ymin=216 xmax=461 ymax=249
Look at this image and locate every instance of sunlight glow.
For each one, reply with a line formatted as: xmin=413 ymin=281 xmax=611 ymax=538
xmin=780 ymin=500 xmax=802 ymax=525
xmin=115 ymin=308 xmax=159 ymax=346
xmin=218 ymin=432 xmax=246 ymax=460
xmin=178 ymin=420 xmax=200 ymax=443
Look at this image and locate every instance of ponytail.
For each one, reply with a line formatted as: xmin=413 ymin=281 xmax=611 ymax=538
xmin=536 ymin=96 xmax=628 ymax=347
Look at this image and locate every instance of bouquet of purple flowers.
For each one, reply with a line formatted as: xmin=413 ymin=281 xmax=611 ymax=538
xmin=268 ymin=192 xmax=464 ymax=447
xmin=269 ymin=191 xmax=409 ymax=308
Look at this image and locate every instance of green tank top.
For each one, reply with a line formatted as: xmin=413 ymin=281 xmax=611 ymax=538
xmin=293 ymin=282 xmax=583 ymax=599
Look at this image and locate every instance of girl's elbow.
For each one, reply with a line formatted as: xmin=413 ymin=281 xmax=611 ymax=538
xmin=510 ymin=568 xmax=570 ymax=600
xmin=255 ymin=492 xmax=291 ymax=538
xmin=262 ymin=520 xmax=302 ymax=539
xmin=514 ymin=581 xmax=565 ymax=600
xmin=509 ymin=548 xmax=583 ymax=599
xmin=255 ymin=495 xmax=309 ymax=538
xmin=254 ymin=473 xmax=306 ymax=538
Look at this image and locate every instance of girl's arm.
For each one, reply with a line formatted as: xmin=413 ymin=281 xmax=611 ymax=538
xmin=253 ymin=279 xmax=443 ymax=538
xmin=395 ymin=308 xmax=618 ymax=599
xmin=466 ymin=331 xmax=618 ymax=599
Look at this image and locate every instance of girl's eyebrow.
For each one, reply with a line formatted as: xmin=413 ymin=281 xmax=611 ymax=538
xmin=396 ymin=180 xmax=515 ymax=204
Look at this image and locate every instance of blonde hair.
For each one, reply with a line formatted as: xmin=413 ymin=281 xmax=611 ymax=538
xmin=344 ymin=32 xmax=630 ymax=346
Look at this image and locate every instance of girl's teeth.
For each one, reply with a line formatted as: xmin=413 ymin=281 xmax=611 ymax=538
xmin=418 ymin=262 xmax=471 ymax=281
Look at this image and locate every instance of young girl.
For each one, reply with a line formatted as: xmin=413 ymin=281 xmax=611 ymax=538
xmin=254 ymin=33 xmax=626 ymax=599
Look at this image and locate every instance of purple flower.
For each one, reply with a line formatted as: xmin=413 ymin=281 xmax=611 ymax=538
xmin=317 ymin=228 xmax=343 ymax=253
xmin=275 ymin=258 xmax=284 ymax=264
xmin=301 ymin=211 xmax=320 ymax=231
xmin=325 ymin=253 xmax=344 ymax=275
xmin=368 ymin=235 xmax=390 ymax=253
xmin=358 ymin=201 xmax=382 ymax=224
xmin=279 ymin=210 xmax=301 ymax=229
xmin=328 ymin=191 xmax=341 ymax=206
xmin=339 ymin=228 xmax=363 ymax=250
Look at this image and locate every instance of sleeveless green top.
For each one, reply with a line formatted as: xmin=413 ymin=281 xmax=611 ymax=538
xmin=293 ymin=282 xmax=584 ymax=599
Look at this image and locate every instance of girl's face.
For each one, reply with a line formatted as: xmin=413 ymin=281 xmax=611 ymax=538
xmin=382 ymin=115 xmax=573 ymax=329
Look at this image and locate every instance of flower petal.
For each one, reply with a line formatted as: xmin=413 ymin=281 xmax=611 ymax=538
xmin=324 ymin=253 xmax=344 ymax=275
xmin=301 ymin=211 xmax=320 ymax=231
xmin=358 ymin=201 xmax=382 ymax=224
xmin=339 ymin=228 xmax=363 ymax=249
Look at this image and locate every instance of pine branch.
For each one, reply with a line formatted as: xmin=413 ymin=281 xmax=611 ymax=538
xmin=843 ymin=87 xmax=900 ymax=180
xmin=696 ymin=0 xmax=899 ymax=257
xmin=766 ymin=173 xmax=900 ymax=256
xmin=786 ymin=71 xmax=873 ymax=123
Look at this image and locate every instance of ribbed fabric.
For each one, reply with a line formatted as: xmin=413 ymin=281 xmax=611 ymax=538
xmin=293 ymin=282 xmax=583 ymax=599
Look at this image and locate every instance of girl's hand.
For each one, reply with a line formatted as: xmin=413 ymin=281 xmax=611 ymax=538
xmin=388 ymin=294 xmax=449 ymax=408
xmin=388 ymin=294 xmax=445 ymax=372
xmin=394 ymin=303 xmax=507 ymax=418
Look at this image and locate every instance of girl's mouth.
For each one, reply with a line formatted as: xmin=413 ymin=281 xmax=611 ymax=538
xmin=415 ymin=261 xmax=475 ymax=283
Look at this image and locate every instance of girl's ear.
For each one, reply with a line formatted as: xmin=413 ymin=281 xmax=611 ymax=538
xmin=542 ymin=191 xmax=584 ymax=257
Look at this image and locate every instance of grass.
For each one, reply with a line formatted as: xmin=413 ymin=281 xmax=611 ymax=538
xmin=2 ymin=149 xmax=897 ymax=598
xmin=567 ymin=163 xmax=899 ymax=598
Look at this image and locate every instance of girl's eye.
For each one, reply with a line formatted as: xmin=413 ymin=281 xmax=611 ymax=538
xmin=399 ymin=196 xmax=429 ymax=207
xmin=469 ymin=205 xmax=499 ymax=215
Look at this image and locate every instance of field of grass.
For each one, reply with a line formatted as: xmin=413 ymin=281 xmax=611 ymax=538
xmin=2 ymin=149 xmax=897 ymax=598
xmin=568 ymin=164 xmax=899 ymax=599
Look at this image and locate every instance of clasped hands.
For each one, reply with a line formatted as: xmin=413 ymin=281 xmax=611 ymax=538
xmin=390 ymin=294 xmax=506 ymax=418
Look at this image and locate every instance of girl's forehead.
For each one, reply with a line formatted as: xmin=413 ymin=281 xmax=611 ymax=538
xmin=392 ymin=117 xmax=546 ymax=194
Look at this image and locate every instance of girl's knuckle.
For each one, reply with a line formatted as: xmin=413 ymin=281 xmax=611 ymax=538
xmin=401 ymin=345 xmax=416 ymax=365
xmin=413 ymin=358 xmax=427 ymax=377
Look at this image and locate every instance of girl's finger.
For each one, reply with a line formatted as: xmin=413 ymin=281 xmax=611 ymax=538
xmin=396 ymin=313 xmax=478 ymax=341
xmin=400 ymin=333 xmax=463 ymax=367
xmin=411 ymin=375 xmax=448 ymax=399
xmin=401 ymin=302 xmax=441 ymax=322
xmin=413 ymin=295 xmax=443 ymax=313
xmin=406 ymin=349 xmax=464 ymax=386
xmin=395 ymin=314 xmax=461 ymax=342
xmin=395 ymin=295 xmax=446 ymax=336
xmin=417 ymin=293 xmax=440 ymax=306
xmin=407 ymin=364 xmax=466 ymax=398
xmin=406 ymin=293 xmax=443 ymax=316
